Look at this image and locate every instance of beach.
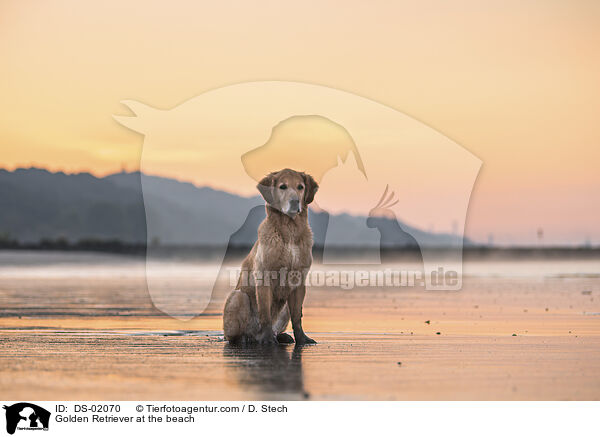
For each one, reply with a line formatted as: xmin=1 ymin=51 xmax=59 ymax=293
xmin=1 ymin=251 xmax=599 ymax=400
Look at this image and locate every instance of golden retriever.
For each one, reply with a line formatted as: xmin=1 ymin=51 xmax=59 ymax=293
xmin=223 ymin=169 xmax=318 ymax=344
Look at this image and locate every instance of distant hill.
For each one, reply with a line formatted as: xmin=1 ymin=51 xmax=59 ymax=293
xmin=0 ymin=168 xmax=466 ymax=247
xmin=0 ymin=168 xmax=146 ymax=243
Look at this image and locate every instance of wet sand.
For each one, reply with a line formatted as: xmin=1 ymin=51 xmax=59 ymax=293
xmin=1 ymin=253 xmax=599 ymax=400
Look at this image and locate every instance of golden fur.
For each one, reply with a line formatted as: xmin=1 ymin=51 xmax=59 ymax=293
xmin=223 ymin=169 xmax=318 ymax=344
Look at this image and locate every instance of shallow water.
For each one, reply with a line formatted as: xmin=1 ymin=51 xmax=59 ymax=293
xmin=1 ymin=250 xmax=599 ymax=400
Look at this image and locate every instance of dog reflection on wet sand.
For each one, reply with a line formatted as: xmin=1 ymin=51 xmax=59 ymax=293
xmin=223 ymin=344 xmax=309 ymax=399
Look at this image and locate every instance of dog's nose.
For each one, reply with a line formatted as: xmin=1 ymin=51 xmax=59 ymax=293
xmin=289 ymin=199 xmax=300 ymax=212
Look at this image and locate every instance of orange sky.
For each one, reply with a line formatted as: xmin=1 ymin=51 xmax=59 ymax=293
xmin=1 ymin=0 xmax=599 ymax=245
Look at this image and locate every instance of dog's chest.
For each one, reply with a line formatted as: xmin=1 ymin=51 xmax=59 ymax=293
xmin=286 ymin=242 xmax=301 ymax=268
xmin=255 ymin=240 xmax=307 ymax=270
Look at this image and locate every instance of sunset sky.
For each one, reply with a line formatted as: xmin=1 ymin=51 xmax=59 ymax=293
xmin=1 ymin=0 xmax=599 ymax=245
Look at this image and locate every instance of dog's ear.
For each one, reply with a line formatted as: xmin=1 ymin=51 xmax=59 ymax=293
xmin=302 ymin=173 xmax=319 ymax=205
xmin=257 ymin=173 xmax=276 ymax=205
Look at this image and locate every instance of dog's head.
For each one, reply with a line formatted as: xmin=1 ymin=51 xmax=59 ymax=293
xmin=257 ymin=169 xmax=318 ymax=218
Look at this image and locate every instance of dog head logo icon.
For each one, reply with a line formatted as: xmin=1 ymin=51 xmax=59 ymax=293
xmin=3 ymin=403 xmax=50 ymax=435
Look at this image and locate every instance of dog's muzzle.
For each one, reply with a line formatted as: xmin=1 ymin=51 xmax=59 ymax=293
xmin=286 ymin=199 xmax=301 ymax=216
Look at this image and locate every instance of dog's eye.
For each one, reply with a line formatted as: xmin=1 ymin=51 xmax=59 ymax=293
xmin=279 ymin=184 xmax=287 ymax=190
xmin=297 ymin=185 xmax=304 ymax=190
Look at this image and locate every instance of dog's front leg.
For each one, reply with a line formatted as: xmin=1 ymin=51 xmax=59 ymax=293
xmin=256 ymin=285 xmax=277 ymax=344
xmin=288 ymin=285 xmax=316 ymax=345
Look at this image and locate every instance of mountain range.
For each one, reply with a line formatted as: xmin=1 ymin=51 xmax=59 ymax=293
xmin=0 ymin=168 xmax=466 ymax=247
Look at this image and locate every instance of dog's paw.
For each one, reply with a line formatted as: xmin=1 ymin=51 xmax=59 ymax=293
xmin=257 ymin=331 xmax=278 ymax=345
xmin=276 ymin=332 xmax=295 ymax=344
xmin=295 ymin=334 xmax=317 ymax=345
